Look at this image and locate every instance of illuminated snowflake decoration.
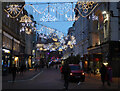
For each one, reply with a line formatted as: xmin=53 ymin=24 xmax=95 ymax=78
xmin=40 ymin=13 xmax=57 ymax=22
xmin=20 ymin=27 xmax=32 ymax=34
xmin=75 ymin=1 xmax=98 ymax=17
xmin=77 ymin=1 xmax=95 ymax=13
xmin=65 ymin=15 xmax=80 ymax=21
xmin=7 ymin=4 xmax=21 ymax=14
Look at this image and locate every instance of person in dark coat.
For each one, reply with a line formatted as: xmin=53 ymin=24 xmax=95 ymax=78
xmin=100 ymin=64 xmax=107 ymax=86
xmin=20 ymin=65 xmax=24 ymax=76
xmin=62 ymin=61 xmax=71 ymax=90
xmin=106 ymin=66 xmax=112 ymax=86
xmin=11 ymin=64 xmax=17 ymax=82
xmin=87 ymin=66 xmax=91 ymax=77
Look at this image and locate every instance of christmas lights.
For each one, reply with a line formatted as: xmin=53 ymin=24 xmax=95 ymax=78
xmin=20 ymin=15 xmax=32 ymax=23
xmin=4 ymin=2 xmax=98 ymax=21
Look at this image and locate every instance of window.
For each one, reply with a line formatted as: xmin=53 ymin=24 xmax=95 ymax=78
xmin=70 ymin=65 xmax=81 ymax=70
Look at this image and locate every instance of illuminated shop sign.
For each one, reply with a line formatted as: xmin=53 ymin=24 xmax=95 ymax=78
xmin=2 ymin=49 xmax=10 ymax=53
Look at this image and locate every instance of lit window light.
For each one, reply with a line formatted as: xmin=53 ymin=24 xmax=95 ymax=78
xmin=102 ymin=11 xmax=107 ymax=14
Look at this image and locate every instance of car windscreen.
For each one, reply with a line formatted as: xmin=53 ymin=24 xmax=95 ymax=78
xmin=70 ymin=66 xmax=81 ymax=70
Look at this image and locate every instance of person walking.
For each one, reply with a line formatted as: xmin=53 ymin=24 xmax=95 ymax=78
xmin=106 ymin=65 xmax=112 ymax=86
xmin=100 ymin=63 xmax=107 ymax=86
xmin=35 ymin=64 xmax=38 ymax=71
xmin=11 ymin=64 xmax=17 ymax=83
xmin=62 ymin=61 xmax=71 ymax=91
xmin=20 ymin=64 xmax=24 ymax=76
xmin=87 ymin=66 xmax=91 ymax=77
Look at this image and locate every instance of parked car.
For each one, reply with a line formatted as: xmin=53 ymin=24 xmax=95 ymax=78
xmin=69 ymin=64 xmax=85 ymax=82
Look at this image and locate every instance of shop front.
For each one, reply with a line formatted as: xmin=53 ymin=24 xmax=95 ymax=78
xmin=82 ymin=54 xmax=89 ymax=71
xmin=12 ymin=50 xmax=20 ymax=67
xmin=2 ymin=48 xmax=11 ymax=75
xmin=87 ymin=41 xmax=120 ymax=77
xmin=28 ymin=56 xmax=32 ymax=68
xmin=89 ymin=54 xmax=102 ymax=74
xmin=2 ymin=49 xmax=20 ymax=74
xmin=13 ymin=56 xmax=19 ymax=67
xmin=24 ymin=54 xmax=33 ymax=69
xmin=88 ymin=46 xmax=103 ymax=75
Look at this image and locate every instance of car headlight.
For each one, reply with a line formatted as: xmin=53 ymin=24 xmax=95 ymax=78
xmin=82 ymin=73 xmax=85 ymax=75
xmin=70 ymin=73 xmax=73 ymax=76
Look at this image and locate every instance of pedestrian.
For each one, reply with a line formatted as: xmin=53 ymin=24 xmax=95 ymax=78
xmin=56 ymin=64 xmax=58 ymax=69
xmin=60 ymin=65 xmax=64 ymax=79
xmin=35 ymin=64 xmax=38 ymax=71
xmin=20 ymin=64 xmax=24 ymax=76
xmin=100 ymin=64 xmax=107 ymax=86
xmin=46 ymin=62 xmax=48 ymax=68
xmin=106 ymin=65 xmax=112 ymax=86
xmin=62 ymin=61 xmax=71 ymax=91
xmin=87 ymin=66 xmax=91 ymax=77
xmin=11 ymin=64 xmax=17 ymax=83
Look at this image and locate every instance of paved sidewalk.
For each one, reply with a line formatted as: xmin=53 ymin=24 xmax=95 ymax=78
xmin=86 ymin=73 xmax=120 ymax=89
xmin=89 ymin=73 xmax=120 ymax=83
xmin=2 ymin=68 xmax=43 ymax=82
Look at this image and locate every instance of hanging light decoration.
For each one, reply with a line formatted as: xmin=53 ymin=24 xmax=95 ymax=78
xmin=55 ymin=42 xmax=60 ymax=45
xmin=70 ymin=45 xmax=73 ymax=49
xmin=36 ymin=34 xmax=76 ymax=51
xmin=36 ymin=27 xmax=77 ymax=51
xmin=7 ymin=4 xmax=21 ymax=14
xmin=19 ymin=14 xmax=36 ymax=34
xmin=4 ymin=3 xmax=79 ymax=51
xmin=52 ymin=48 xmax=56 ymax=51
xmin=40 ymin=47 xmax=43 ymax=51
xmin=26 ymin=28 xmax=32 ymax=34
xmin=4 ymin=2 xmax=98 ymax=22
xmin=43 ymin=48 xmax=47 ymax=51
xmin=20 ymin=15 xmax=32 ymax=23
xmin=59 ymin=48 xmax=63 ymax=51
xmin=75 ymin=1 xmax=98 ymax=17
xmin=20 ymin=27 xmax=32 ymax=34
xmin=67 ymin=41 xmax=71 ymax=46
xmin=52 ymin=37 xmax=58 ymax=42
xmin=40 ymin=13 xmax=57 ymax=22
xmin=65 ymin=15 xmax=80 ymax=21
xmin=7 ymin=14 xmax=9 ymax=17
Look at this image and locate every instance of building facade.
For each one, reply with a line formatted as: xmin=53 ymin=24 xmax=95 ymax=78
xmin=63 ymin=27 xmax=76 ymax=59
xmin=74 ymin=3 xmax=89 ymax=70
xmin=2 ymin=1 xmax=36 ymax=73
xmin=87 ymin=2 xmax=120 ymax=77
xmin=74 ymin=2 xmax=120 ymax=76
xmin=2 ymin=2 xmax=26 ymax=71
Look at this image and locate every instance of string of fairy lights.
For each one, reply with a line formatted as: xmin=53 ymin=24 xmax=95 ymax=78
xmin=35 ymin=23 xmax=76 ymax=52
xmin=4 ymin=1 xmax=98 ymax=51
xmin=36 ymin=33 xmax=76 ymax=52
xmin=4 ymin=1 xmax=98 ymax=20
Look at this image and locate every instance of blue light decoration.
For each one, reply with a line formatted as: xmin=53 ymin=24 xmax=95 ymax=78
xmin=2 ymin=60 xmax=3 ymax=65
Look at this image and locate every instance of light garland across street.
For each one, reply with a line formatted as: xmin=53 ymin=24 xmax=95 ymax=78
xmin=4 ymin=1 xmax=98 ymax=20
xmin=4 ymin=1 xmax=98 ymax=51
